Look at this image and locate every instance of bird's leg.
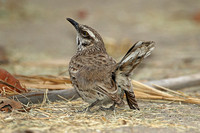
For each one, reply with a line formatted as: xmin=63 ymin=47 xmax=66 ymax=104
xmin=100 ymin=103 xmax=116 ymax=111
xmin=80 ymin=99 xmax=100 ymax=112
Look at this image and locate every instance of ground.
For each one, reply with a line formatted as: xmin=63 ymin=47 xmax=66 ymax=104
xmin=0 ymin=100 xmax=199 ymax=133
xmin=0 ymin=0 xmax=200 ymax=133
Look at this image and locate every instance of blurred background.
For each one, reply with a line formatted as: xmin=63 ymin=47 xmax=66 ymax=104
xmin=0 ymin=0 xmax=200 ymax=80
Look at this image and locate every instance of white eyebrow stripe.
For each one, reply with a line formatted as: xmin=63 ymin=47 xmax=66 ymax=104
xmin=87 ymin=30 xmax=95 ymax=38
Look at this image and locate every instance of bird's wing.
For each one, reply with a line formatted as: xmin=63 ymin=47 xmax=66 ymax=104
xmin=75 ymin=53 xmax=116 ymax=87
xmin=74 ymin=54 xmax=123 ymax=105
xmin=95 ymin=79 xmax=124 ymax=106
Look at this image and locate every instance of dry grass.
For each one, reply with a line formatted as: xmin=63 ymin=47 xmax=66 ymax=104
xmin=14 ymin=75 xmax=200 ymax=105
xmin=0 ymin=99 xmax=199 ymax=133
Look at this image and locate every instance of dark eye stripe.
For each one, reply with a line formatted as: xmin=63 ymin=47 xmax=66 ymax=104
xmin=82 ymin=43 xmax=88 ymax=46
xmin=77 ymin=39 xmax=80 ymax=45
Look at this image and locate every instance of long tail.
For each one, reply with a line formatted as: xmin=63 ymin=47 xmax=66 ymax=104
xmin=117 ymin=41 xmax=155 ymax=76
xmin=115 ymin=41 xmax=155 ymax=110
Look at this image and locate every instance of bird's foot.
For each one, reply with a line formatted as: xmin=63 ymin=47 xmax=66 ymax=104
xmin=76 ymin=100 xmax=100 ymax=113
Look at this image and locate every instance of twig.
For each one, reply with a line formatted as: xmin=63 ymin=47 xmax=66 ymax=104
xmin=145 ymin=73 xmax=200 ymax=90
xmin=10 ymin=88 xmax=79 ymax=104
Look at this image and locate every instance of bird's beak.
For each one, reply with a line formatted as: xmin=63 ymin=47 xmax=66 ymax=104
xmin=66 ymin=18 xmax=79 ymax=31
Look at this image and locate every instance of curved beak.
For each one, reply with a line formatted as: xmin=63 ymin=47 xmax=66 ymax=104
xmin=66 ymin=18 xmax=79 ymax=31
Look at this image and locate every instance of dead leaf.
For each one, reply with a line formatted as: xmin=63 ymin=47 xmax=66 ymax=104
xmin=0 ymin=68 xmax=28 ymax=96
xmin=0 ymin=97 xmax=30 ymax=112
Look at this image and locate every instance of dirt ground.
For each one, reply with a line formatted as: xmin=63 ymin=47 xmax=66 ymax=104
xmin=0 ymin=0 xmax=200 ymax=133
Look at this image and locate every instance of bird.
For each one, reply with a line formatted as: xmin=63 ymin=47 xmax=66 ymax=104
xmin=66 ymin=18 xmax=155 ymax=111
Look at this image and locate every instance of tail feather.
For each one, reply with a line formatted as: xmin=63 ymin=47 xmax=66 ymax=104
xmin=124 ymin=90 xmax=140 ymax=110
xmin=114 ymin=41 xmax=155 ymax=110
xmin=117 ymin=41 xmax=155 ymax=75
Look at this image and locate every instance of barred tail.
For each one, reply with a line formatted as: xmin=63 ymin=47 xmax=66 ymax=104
xmin=117 ymin=41 xmax=155 ymax=76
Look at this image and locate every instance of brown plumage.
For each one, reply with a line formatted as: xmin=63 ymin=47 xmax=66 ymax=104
xmin=67 ymin=18 xmax=155 ymax=111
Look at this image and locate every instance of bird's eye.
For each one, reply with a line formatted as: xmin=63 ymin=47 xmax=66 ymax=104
xmin=81 ymin=31 xmax=89 ymax=37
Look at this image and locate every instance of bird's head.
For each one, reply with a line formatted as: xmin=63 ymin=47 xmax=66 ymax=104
xmin=67 ymin=18 xmax=106 ymax=53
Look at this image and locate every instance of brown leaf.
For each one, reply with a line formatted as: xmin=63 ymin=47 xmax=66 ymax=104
xmin=0 ymin=68 xmax=28 ymax=96
xmin=0 ymin=97 xmax=30 ymax=112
